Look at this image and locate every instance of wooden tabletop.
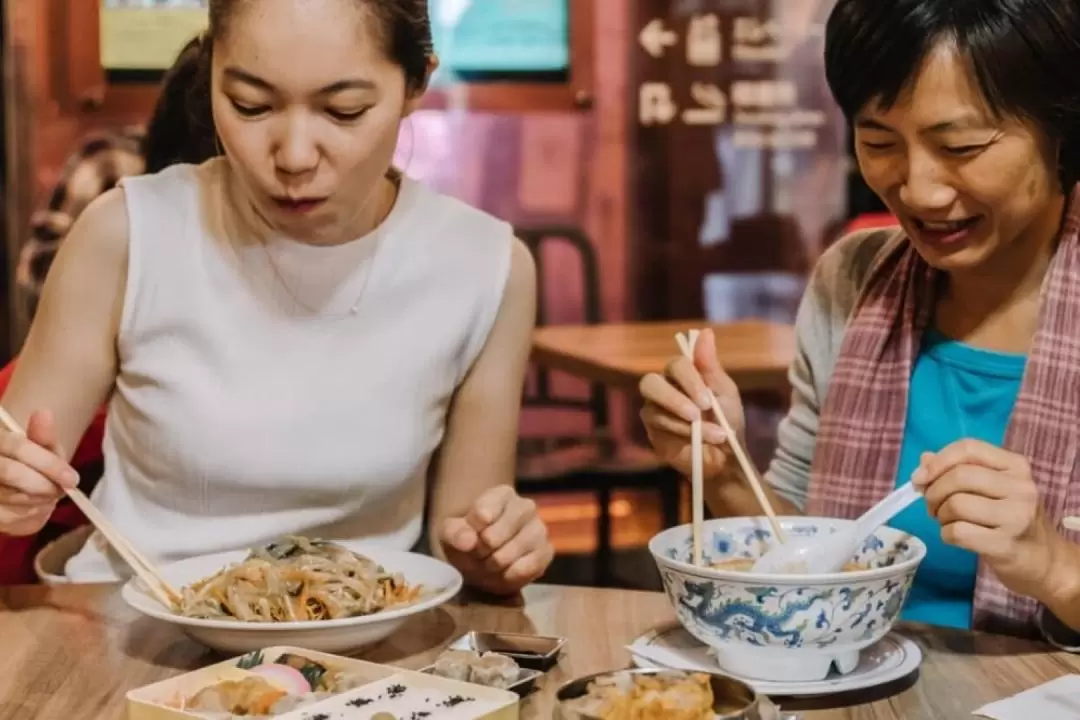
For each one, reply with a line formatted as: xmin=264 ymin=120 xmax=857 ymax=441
xmin=3 ymin=582 xmax=1079 ymax=719
xmin=531 ymin=320 xmax=796 ymax=392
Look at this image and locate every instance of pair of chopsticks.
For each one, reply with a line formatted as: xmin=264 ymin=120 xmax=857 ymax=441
xmin=0 ymin=407 xmax=181 ymax=609
xmin=674 ymin=330 xmax=787 ymax=567
xmin=677 ymin=330 xmax=708 ymax=567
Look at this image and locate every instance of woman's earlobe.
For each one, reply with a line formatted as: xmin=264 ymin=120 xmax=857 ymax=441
xmin=403 ymin=89 xmax=426 ymax=117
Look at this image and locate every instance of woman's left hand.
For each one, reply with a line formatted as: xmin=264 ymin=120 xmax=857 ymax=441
xmin=914 ymin=439 xmax=1070 ymax=601
xmin=438 ymin=485 xmax=554 ymax=596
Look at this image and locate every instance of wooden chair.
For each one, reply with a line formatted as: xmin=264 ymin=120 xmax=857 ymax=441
xmin=515 ymin=225 xmax=680 ymax=586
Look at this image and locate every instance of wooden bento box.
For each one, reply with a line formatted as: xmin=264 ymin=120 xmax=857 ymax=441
xmin=126 ymin=645 xmax=520 ymax=720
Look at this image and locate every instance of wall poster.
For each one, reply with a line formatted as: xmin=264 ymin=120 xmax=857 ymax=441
xmin=632 ymin=0 xmax=848 ymax=323
xmin=428 ymin=0 xmax=570 ymax=85
xmin=100 ymin=0 xmax=208 ymax=72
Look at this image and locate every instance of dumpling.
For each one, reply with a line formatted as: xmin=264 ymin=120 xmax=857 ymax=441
xmin=431 ymin=650 xmax=479 ymax=682
xmin=468 ymin=653 xmax=519 ymax=689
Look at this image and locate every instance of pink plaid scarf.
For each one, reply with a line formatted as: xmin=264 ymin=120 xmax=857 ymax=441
xmin=807 ymin=188 xmax=1080 ymax=635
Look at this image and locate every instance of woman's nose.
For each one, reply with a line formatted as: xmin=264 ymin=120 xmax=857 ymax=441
xmin=273 ymin=116 xmax=320 ymax=178
xmin=898 ymin=154 xmax=957 ymax=212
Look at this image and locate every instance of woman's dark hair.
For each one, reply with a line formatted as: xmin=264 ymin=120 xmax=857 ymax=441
xmin=142 ymin=35 xmax=218 ymax=173
xmin=824 ymin=0 xmax=1080 ymax=190
xmin=206 ymin=0 xmax=434 ymax=92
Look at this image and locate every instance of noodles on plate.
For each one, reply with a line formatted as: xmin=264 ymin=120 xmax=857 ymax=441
xmin=176 ymin=536 xmax=423 ymax=622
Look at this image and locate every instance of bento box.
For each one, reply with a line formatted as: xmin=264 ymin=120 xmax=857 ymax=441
xmin=126 ymin=645 xmax=519 ymax=720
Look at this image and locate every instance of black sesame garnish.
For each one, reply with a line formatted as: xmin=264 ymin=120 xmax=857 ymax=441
xmin=439 ymin=695 xmax=474 ymax=707
xmin=346 ymin=697 xmax=374 ymax=707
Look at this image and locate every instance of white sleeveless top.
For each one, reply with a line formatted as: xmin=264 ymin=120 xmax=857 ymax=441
xmin=64 ymin=159 xmax=513 ymax=582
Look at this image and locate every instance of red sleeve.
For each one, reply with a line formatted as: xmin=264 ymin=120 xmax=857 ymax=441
xmin=0 ymin=360 xmax=15 ymax=387
xmin=72 ymin=409 xmax=107 ymax=469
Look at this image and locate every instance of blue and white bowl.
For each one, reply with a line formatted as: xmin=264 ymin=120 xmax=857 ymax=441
xmin=649 ymin=517 xmax=926 ymax=683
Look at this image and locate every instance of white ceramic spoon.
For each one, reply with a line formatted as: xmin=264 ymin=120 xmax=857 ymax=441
xmin=750 ymin=482 xmax=922 ymax=574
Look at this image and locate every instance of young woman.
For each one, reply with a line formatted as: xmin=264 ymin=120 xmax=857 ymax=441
xmin=0 ymin=0 xmax=553 ymax=596
xmin=640 ymin=0 xmax=1080 ymax=643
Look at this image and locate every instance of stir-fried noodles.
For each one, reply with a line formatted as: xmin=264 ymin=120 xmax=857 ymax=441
xmin=177 ymin=536 xmax=422 ymax=622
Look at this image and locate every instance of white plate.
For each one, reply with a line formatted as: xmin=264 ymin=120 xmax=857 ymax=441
xmin=122 ymin=542 xmax=463 ymax=655
xmin=628 ymin=625 xmax=922 ymax=697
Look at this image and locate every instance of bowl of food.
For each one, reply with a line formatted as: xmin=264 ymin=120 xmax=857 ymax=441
xmin=121 ymin=535 xmax=463 ymax=654
xmin=649 ymin=517 xmax=925 ymax=683
xmin=555 ymin=668 xmax=784 ymax=719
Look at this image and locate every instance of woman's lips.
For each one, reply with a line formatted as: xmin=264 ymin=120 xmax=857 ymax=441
xmin=909 ymin=216 xmax=984 ymax=248
xmin=271 ymin=197 xmax=327 ymax=214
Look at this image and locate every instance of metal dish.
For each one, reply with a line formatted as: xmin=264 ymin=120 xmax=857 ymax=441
xmin=554 ymin=668 xmax=790 ymax=720
xmin=418 ymin=664 xmax=543 ymax=697
xmin=447 ymin=631 xmax=567 ymax=671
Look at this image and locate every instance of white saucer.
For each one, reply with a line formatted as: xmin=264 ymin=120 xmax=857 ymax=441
xmin=628 ymin=626 xmax=922 ymax=697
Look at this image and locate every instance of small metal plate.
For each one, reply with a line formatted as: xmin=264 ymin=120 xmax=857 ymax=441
xmin=447 ymin=631 xmax=567 ymax=671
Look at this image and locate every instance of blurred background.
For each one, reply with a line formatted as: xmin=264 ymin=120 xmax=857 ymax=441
xmin=0 ymin=0 xmax=892 ymax=588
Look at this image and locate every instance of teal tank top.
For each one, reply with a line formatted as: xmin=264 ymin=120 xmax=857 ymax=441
xmin=890 ymin=328 xmax=1026 ymax=629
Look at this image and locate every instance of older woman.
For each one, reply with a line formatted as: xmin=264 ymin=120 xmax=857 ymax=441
xmin=640 ymin=0 xmax=1080 ymax=644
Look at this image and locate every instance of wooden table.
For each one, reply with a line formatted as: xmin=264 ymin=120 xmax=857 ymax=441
xmin=531 ymin=320 xmax=795 ymax=393
xmin=3 ymin=582 xmax=1078 ymax=719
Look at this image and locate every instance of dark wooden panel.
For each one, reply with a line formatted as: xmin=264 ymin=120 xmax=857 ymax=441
xmin=629 ymin=0 xmax=849 ymax=322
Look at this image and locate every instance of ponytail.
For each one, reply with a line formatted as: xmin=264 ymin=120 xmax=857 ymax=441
xmin=141 ymin=34 xmax=219 ymax=174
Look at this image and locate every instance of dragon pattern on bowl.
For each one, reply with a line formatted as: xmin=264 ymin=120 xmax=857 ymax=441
xmin=648 ymin=518 xmax=925 ymax=682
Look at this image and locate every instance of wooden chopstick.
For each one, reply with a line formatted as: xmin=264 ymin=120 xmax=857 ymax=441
xmin=0 ymin=407 xmax=181 ymax=609
xmin=675 ymin=331 xmax=788 ymax=544
xmin=686 ymin=331 xmax=705 ymax=566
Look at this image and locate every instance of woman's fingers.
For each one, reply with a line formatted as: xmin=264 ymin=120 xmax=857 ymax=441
xmin=0 ymin=430 xmax=78 ymax=491
xmin=640 ymin=369 xmax=702 ymax=421
xmin=0 ymin=484 xmax=59 ymax=507
xmin=665 ymin=356 xmax=715 ymax=410
xmin=0 ymin=410 xmax=77 ymax=537
xmin=640 ymin=404 xmax=726 ymax=444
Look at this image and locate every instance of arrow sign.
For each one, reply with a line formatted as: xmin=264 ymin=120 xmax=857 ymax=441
xmin=639 ymin=18 xmax=678 ymax=59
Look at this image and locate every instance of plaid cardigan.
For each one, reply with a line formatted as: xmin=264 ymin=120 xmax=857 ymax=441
xmin=765 ymin=190 xmax=1080 ymax=639
xmin=16 ymin=128 xmax=145 ymax=319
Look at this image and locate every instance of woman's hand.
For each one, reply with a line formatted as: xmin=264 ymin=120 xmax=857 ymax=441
xmin=438 ymin=484 xmax=553 ymax=595
xmin=914 ymin=439 xmax=1072 ymax=602
xmin=0 ymin=410 xmax=79 ymax=537
xmin=638 ymin=328 xmax=744 ymax=481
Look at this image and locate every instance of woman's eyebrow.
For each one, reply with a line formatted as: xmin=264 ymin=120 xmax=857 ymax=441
xmin=222 ymin=67 xmax=376 ymax=95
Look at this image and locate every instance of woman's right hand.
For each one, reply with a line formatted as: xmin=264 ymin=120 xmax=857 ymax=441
xmin=0 ymin=410 xmax=79 ymax=536
xmin=639 ymin=328 xmax=746 ymax=482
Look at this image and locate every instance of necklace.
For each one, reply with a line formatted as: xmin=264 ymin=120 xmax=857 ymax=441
xmin=260 ymin=229 xmax=383 ymax=318
xmin=258 ymin=180 xmax=398 ymax=319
